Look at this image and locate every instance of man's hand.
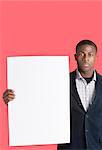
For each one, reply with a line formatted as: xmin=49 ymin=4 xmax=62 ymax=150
xmin=3 ymin=89 xmax=15 ymax=104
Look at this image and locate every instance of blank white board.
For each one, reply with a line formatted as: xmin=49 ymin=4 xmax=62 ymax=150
xmin=7 ymin=56 xmax=70 ymax=146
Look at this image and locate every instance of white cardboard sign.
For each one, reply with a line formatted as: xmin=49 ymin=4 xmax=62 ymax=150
xmin=7 ymin=56 xmax=70 ymax=146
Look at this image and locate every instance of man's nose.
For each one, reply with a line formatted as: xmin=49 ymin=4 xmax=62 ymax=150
xmin=83 ymin=54 xmax=89 ymax=62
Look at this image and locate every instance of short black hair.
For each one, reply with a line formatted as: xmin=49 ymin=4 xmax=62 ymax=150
xmin=76 ymin=39 xmax=97 ymax=53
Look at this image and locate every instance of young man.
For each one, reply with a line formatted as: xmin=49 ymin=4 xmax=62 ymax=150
xmin=58 ymin=40 xmax=102 ymax=150
xmin=3 ymin=40 xmax=102 ymax=150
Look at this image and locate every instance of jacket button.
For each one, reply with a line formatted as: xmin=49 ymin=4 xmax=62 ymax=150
xmin=79 ymin=103 xmax=81 ymax=106
xmin=86 ymin=115 xmax=89 ymax=118
xmin=85 ymin=129 xmax=88 ymax=132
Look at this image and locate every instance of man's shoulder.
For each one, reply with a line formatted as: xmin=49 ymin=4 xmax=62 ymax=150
xmin=69 ymin=70 xmax=76 ymax=81
xmin=70 ymin=70 xmax=76 ymax=76
xmin=96 ymin=71 xmax=102 ymax=81
xmin=96 ymin=72 xmax=102 ymax=77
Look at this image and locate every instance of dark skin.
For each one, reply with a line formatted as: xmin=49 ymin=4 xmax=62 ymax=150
xmin=3 ymin=44 xmax=97 ymax=104
xmin=3 ymin=89 xmax=15 ymax=104
xmin=74 ymin=44 xmax=97 ymax=78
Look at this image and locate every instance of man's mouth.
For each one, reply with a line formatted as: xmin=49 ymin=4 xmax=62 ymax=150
xmin=82 ymin=63 xmax=90 ymax=67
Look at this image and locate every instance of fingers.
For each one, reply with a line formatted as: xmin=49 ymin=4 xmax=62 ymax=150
xmin=3 ymin=89 xmax=15 ymax=104
xmin=4 ymin=94 xmax=15 ymax=104
xmin=3 ymin=89 xmax=14 ymax=96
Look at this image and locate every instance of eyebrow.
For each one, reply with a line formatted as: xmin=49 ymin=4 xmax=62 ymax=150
xmin=77 ymin=50 xmax=95 ymax=53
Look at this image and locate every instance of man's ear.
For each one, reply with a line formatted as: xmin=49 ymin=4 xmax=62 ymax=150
xmin=74 ymin=54 xmax=77 ymax=61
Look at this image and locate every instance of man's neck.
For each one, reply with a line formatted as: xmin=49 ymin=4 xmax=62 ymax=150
xmin=78 ymin=69 xmax=94 ymax=78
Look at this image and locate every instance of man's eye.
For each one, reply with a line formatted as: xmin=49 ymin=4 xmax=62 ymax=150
xmin=77 ymin=53 xmax=84 ymax=57
xmin=89 ymin=53 xmax=93 ymax=57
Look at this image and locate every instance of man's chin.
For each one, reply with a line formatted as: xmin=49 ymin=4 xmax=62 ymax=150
xmin=81 ymin=68 xmax=93 ymax=74
xmin=79 ymin=66 xmax=92 ymax=73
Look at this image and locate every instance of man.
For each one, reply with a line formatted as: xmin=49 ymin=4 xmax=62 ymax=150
xmin=58 ymin=40 xmax=102 ymax=150
xmin=3 ymin=40 xmax=102 ymax=150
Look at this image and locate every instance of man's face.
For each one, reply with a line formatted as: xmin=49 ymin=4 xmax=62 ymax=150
xmin=75 ymin=44 xmax=97 ymax=73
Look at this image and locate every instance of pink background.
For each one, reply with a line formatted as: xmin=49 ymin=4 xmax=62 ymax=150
xmin=0 ymin=0 xmax=102 ymax=150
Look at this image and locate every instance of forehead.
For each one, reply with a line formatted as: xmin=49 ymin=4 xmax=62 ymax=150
xmin=77 ymin=44 xmax=97 ymax=53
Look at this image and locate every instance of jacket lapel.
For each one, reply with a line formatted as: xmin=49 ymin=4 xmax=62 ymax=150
xmin=90 ymin=72 xmax=102 ymax=106
xmin=70 ymin=71 xmax=85 ymax=112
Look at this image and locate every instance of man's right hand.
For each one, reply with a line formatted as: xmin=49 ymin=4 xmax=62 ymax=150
xmin=3 ymin=89 xmax=15 ymax=104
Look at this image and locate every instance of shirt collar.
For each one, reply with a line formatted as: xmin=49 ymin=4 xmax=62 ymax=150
xmin=76 ymin=69 xmax=96 ymax=81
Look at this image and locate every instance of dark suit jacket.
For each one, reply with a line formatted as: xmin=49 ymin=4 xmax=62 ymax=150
xmin=58 ymin=70 xmax=102 ymax=150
